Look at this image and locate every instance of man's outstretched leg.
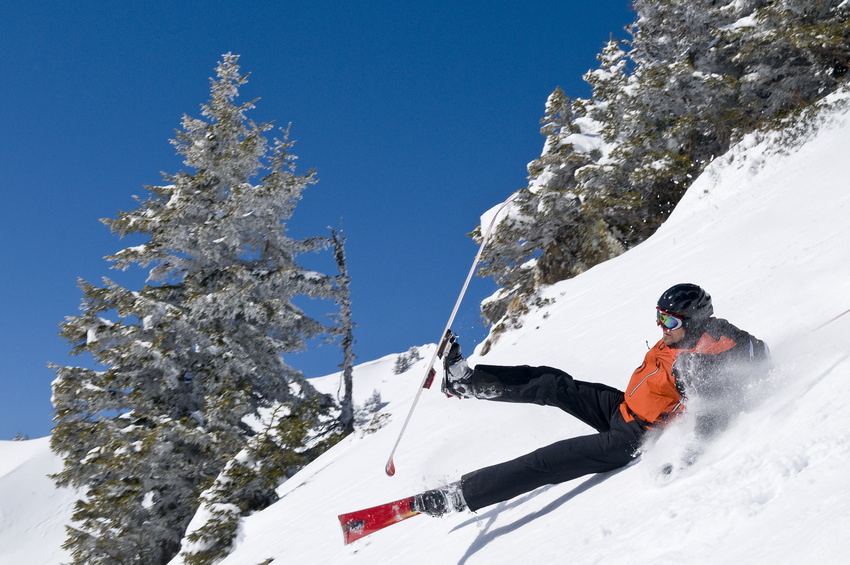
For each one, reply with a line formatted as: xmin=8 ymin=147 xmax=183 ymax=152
xmin=436 ymin=336 xmax=644 ymax=514
xmin=459 ymin=412 xmax=643 ymax=511
xmin=443 ymin=336 xmax=628 ymax=433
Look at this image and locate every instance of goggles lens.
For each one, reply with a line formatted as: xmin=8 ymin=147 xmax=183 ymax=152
xmin=656 ymin=309 xmax=683 ymax=330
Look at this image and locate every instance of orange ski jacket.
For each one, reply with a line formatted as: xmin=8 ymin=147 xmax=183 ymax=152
xmin=619 ymin=317 xmax=769 ymax=427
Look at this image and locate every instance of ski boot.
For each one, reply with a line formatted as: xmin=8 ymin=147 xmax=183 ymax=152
xmin=411 ymin=482 xmax=467 ymax=517
xmin=440 ymin=333 xmax=474 ymax=397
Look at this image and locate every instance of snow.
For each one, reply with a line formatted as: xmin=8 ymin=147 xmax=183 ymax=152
xmin=0 ymin=438 xmax=77 ymax=565
xmin=4 ymin=92 xmax=850 ymax=564
xmin=722 ymin=15 xmax=757 ymax=31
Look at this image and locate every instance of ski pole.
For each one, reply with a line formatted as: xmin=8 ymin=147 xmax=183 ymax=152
xmin=385 ymin=192 xmax=518 ymax=476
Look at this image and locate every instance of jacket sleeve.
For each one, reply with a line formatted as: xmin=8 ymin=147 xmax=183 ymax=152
xmin=672 ymin=320 xmax=771 ymax=440
xmin=673 ymin=319 xmax=771 ymax=399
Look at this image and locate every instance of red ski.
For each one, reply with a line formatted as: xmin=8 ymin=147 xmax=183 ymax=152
xmin=338 ymin=496 xmax=420 ymax=544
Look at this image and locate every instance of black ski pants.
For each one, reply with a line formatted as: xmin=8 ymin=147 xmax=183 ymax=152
xmin=460 ymin=364 xmax=645 ymax=512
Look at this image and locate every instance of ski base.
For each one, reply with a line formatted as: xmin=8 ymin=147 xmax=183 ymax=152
xmin=338 ymin=496 xmax=420 ymax=545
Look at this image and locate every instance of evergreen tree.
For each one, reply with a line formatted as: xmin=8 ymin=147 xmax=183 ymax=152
xmin=477 ymin=49 xmax=627 ymax=329
xmin=393 ymin=346 xmax=422 ymax=374
xmin=51 ymin=54 xmax=337 ymax=565
xmin=178 ymin=397 xmax=340 ymax=565
xmin=477 ymin=0 xmax=849 ymax=337
xmin=727 ymin=0 xmax=850 ymax=118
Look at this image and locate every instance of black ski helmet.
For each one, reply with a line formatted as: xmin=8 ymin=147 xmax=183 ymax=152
xmin=657 ymin=283 xmax=713 ymax=323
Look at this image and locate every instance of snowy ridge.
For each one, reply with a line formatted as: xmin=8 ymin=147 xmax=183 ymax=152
xmin=3 ymin=92 xmax=850 ymax=564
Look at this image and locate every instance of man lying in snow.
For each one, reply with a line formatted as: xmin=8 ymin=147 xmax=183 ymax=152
xmin=413 ymin=283 xmax=771 ymax=516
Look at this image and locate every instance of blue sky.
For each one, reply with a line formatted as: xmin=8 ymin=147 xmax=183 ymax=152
xmin=0 ymin=1 xmax=635 ymax=439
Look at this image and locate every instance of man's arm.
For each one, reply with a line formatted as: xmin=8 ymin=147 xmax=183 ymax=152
xmin=674 ymin=319 xmax=771 ymax=399
xmin=673 ymin=320 xmax=771 ymax=442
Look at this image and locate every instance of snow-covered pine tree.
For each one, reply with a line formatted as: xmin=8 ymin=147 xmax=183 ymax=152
xmin=609 ymin=0 xmax=737 ymax=227
xmin=179 ymin=230 xmax=355 ymax=565
xmin=476 ymin=89 xmax=577 ymax=326
xmin=51 ymin=54 xmax=338 ymax=565
xmin=178 ymin=396 xmax=340 ymax=565
xmin=393 ymin=346 xmax=422 ymax=374
xmin=725 ymin=0 xmax=850 ymax=120
xmin=477 ymin=47 xmax=627 ymax=330
xmin=52 ymin=281 xmax=212 ymax=565
xmin=476 ymin=0 xmax=849 ymax=339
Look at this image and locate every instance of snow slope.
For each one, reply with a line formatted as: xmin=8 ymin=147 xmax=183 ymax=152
xmin=4 ymin=92 xmax=850 ymax=564
xmin=205 ymin=92 xmax=850 ymax=564
xmin=0 ymin=437 xmax=77 ymax=564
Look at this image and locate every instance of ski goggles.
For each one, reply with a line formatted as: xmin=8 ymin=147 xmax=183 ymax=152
xmin=656 ymin=308 xmax=684 ymax=330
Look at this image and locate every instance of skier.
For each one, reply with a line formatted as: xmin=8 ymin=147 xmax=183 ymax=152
xmin=412 ymin=283 xmax=771 ymax=516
